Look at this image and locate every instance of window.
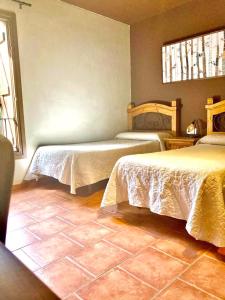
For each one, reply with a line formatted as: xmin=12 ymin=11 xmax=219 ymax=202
xmin=162 ymin=28 xmax=225 ymax=83
xmin=0 ymin=9 xmax=25 ymax=158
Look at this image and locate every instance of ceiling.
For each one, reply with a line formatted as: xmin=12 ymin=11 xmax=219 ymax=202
xmin=62 ymin=0 xmax=192 ymax=25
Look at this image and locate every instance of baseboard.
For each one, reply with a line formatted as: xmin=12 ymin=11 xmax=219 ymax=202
xmin=12 ymin=181 xmax=30 ymax=191
xmin=12 ymin=177 xmax=59 ymax=191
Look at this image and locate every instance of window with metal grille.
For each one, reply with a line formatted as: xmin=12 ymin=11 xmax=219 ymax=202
xmin=0 ymin=9 xmax=25 ymax=158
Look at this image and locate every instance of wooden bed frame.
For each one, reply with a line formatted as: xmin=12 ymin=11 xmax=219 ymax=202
xmin=206 ymin=98 xmax=225 ymax=256
xmin=206 ymin=97 xmax=225 ymax=134
xmin=127 ymin=99 xmax=181 ymax=136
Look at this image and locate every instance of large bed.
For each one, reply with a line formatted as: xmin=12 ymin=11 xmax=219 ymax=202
xmin=25 ymin=100 xmax=181 ymax=194
xmin=101 ymin=98 xmax=225 ymax=249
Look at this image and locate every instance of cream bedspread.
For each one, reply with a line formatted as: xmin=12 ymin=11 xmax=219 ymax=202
xmin=25 ymin=138 xmax=162 ymax=194
xmin=101 ymin=144 xmax=225 ymax=247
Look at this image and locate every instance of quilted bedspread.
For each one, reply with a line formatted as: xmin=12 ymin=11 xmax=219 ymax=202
xmin=25 ymin=138 xmax=162 ymax=194
xmin=101 ymin=144 xmax=225 ymax=247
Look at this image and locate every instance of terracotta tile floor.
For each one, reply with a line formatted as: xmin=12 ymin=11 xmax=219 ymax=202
xmin=7 ymin=179 xmax=225 ymax=300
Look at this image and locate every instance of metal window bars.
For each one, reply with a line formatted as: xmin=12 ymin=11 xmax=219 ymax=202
xmin=0 ymin=97 xmax=19 ymax=152
xmin=0 ymin=25 xmax=20 ymax=152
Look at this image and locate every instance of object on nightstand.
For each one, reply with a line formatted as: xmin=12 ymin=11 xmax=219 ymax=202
xmin=186 ymin=119 xmax=206 ymax=137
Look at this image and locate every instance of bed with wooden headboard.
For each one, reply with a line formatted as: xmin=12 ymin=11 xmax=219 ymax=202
xmin=127 ymin=99 xmax=180 ymax=135
xmin=206 ymin=97 xmax=225 ymax=134
xmin=102 ymin=98 xmax=225 ymax=251
xmin=25 ymin=100 xmax=180 ymax=194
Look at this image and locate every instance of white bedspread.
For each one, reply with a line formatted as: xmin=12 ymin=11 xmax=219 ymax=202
xmin=25 ymin=137 xmax=163 ymax=194
xmin=101 ymin=144 xmax=225 ymax=247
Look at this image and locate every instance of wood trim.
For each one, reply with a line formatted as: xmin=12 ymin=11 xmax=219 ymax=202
xmin=163 ymin=26 xmax=225 ymax=46
xmin=205 ymin=98 xmax=225 ymax=134
xmin=127 ymin=99 xmax=181 ymax=136
xmin=0 ymin=9 xmax=26 ymax=159
xmin=164 ymin=137 xmax=199 ymax=150
xmin=162 ymin=27 xmax=225 ymax=84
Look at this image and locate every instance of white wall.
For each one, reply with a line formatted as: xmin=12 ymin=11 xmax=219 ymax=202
xmin=0 ymin=0 xmax=131 ymax=184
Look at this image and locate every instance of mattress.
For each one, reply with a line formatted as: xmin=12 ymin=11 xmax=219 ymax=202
xmin=101 ymin=141 xmax=225 ymax=247
xmin=25 ymin=131 xmax=170 ymax=194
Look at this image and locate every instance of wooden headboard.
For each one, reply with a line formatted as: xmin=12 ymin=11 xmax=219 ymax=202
xmin=206 ymin=98 xmax=225 ymax=134
xmin=127 ymin=99 xmax=181 ymax=136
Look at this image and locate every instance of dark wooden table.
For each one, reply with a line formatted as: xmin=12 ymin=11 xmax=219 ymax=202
xmin=0 ymin=242 xmax=60 ymax=300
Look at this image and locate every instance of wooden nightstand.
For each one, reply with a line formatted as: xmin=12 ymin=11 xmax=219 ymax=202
xmin=164 ymin=137 xmax=200 ymax=150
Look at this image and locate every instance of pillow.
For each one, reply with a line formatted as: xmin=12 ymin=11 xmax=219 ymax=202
xmin=115 ymin=131 xmax=172 ymax=141
xmin=197 ymin=134 xmax=225 ymax=146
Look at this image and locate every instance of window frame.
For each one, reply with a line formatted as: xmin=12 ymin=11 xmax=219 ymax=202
xmin=0 ymin=9 xmax=26 ymax=159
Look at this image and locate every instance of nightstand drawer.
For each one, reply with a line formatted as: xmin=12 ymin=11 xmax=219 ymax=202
xmin=164 ymin=137 xmax=199 ymax=150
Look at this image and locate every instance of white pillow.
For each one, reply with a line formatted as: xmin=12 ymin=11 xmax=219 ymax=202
xmin=115 ymin=131 xmax=172 ymax=141
xmin=197 ymin=134 xmax=225 ymax=146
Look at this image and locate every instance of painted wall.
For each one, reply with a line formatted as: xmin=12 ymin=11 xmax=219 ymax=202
xmin=131 ymin=0 xmax=225 ymax=132
xmin=0 ymin=0 xmax=131 ymax=184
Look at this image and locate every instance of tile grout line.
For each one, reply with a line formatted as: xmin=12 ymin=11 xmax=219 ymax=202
xmin=55 ymin=215 xmax=79 ymax=227
xmin=18 ymin=199 xmax=209 ymax=298
xmin=68 ymin=240 xmax=139 ymax=285
xmin=6 ymin=229 xmax=42 ymax=253
xmin=24 ymin=227 xmax=42 ymax=241
xmin=108 ymin=239 xmax=189 ymax=267
xmin=203 ymin=251 xmax=225 ymax=263
xmin=60 ymin=232 xmax=85 ymax=248
xmin=150 ymin=252 xmax=205 ymax=299
xmin=56 ymin=215 xmax=94 ymax=228
xmin=101 ymin=238 xmax=133 ymax=255
xmin=72 ymin=293 xmax=83 ymax=300
xmin=12 ymin=187 xmax=223 ymax=300
xmin=118 ymin=266 xmax=158 ymax=291
xmin=18 ymin=247 xmax=43 ymax=270
xmin=35 ymin=255 xmax=77 ymax=273
xmin=74 ymin=267 xmax=119 ymax=295
xmin=178 ymin=278 xmax=222 ymax=299
xmin=53 ymin=203 xmax=81 ymax=213
xmin=70 ymin=265 xmax=141 ymax=297
xmin=149 ymin=245 xmax=190 ymax=265
xmin=92 ymin=220 xmax=117 ymax=233
xmin=7 ymin=214 xmax=38 ymax=231
xmin=178 ymin=252 xmax=225 ymax=299
xmin=34 ymin=256 xmax=66 ymax=272
xmin=66 ymin=256 xmax=97 ymax=279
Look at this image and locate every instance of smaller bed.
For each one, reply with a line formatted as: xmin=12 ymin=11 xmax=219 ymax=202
xmin=25 ymin=100 xmax=181 ymax=194
xmin=101 ymin=98 xmax=225 ymax=248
